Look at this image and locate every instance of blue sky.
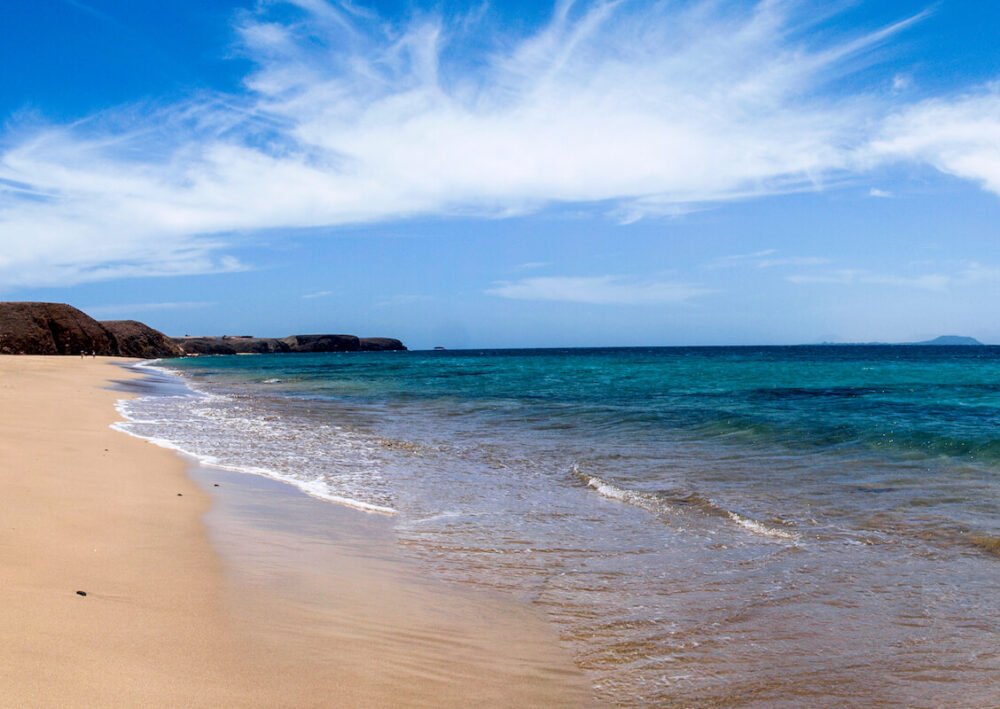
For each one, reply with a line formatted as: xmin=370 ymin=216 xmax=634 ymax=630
xmin=2 ymin=0 xmax=1000 ymax=348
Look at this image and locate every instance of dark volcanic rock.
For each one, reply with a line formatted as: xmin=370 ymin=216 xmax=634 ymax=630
xmin=360 ymin=337 xmax=406 ymax=351
xmin=0 ymin=302 xmax=116 ymax=355
xmin=173 ymin=337 xmax=290 ymax=355
xmin=173 ymin=338 xmax=239 ymax=356
xmin=0 ymin=302 xmax=405 ymax=358
xmin=173 ymin=333 xmax=406 ymax=355
xmin=101 ymin=320 xmax=183 ymax=359
xmin=225 ymin=337 xmax=291 ymax=354
xmin=282 ymin=334 xmax=361 ymax=352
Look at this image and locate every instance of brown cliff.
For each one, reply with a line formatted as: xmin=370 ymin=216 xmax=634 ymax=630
xmin=101 ymin=320 xmax=184 ymax=359
xmin=0 ymin=303 xmax=180 ymax=358
xmin=0 ymin=302 xmax=406 ymax=358
xmin=360 ymin=337 xmax=407 ymax=351
xmin=173 ymin=334 xmax=407 ymax=355
xmin=0 ymin=302 xmax=116 ymax=355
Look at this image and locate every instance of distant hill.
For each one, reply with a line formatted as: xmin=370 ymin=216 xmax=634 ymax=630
xmin=816 ymin=335 xmax=985 ymax=346
xmin=908 ymin=335 xmax=983 ymax=346
xmin=0 ymin=302 xmax=180 ymax=357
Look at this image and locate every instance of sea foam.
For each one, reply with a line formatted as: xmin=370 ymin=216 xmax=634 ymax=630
xmin=112 ymin=366 xmax=398 ymax=515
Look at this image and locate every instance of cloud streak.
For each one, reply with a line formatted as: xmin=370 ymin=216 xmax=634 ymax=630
xmin=786 ymin=261 xmax=1000 ymax=291
xmin=0 ymin=0 xmax=992 ymax=289
xmin=487 ymin=275 xmax=713 ymax=305
xmin=869 ymin=86 xmax=1000 ymax=196
xmin=81 ymin=300 xmax=215 ymax=317
xmin=707 ymin=250 xmax=829 ymax=269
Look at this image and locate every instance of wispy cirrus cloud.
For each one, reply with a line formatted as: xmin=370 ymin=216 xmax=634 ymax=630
xmin=0 ymin=0 xmax=939 ymax=288
xmin=486 ymin=275 xmax=713 ymax=305
xmin=787 ymin=270 xmax=950 ymax=291
xmin=868 ymin=86 xmax=1000 ymax=196
xmin=708 ymin=250 xmax=829 ymax=269
xmin=786 ymin=261 xmax=1000 ymax=291
xmin=81 ymin=300 xmax=215 ymax=317
xmin=515 ymin=261 xmax=550 ymax=271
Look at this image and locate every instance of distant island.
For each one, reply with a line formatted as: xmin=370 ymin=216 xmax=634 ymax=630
xmin=910 ymin=335 xmax=984 ymax=346
xmin=0 ymin=302 xmax=405 ymax=357
xmin=817 ymin=335 xmax=985 ymax=346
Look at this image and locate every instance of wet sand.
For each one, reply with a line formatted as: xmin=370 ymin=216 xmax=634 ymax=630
xmin=0 ymin=356 xmax=591 ymax=707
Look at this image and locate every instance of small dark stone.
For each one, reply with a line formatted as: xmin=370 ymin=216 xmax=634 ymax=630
xmin=76 ymin=590 xmax=87 ymax=597
xmin=177 ymin=493 xmax=183 ymax=496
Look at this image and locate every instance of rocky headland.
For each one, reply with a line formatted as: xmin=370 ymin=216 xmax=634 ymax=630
xmin=173 ymin=334 xmax=406 ymax=355
xmin=102 ymin=320 xmax=185 ymax=358
xmin=0 ymin=302 xmax=406 ymax=358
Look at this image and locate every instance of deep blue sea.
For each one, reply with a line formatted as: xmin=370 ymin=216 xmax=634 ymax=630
xmin=116 ymin=346 xmax=1000 ymax=707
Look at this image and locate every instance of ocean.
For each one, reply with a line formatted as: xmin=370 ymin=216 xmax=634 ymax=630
xmin=114 ymin=346 xmax=1000 ymax=707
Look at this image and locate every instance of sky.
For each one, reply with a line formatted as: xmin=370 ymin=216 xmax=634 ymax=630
xmin=2 ymin=0 xmax=1000 ymax=348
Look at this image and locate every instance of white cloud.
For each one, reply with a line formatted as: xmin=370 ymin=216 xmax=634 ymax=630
xmin=869 ymin=86 xmax=1000 ymax=196
xmin=891 ymin=73 xmax=913 ymax=93
xmin=756 ymin=256 xmax=830 ymax=268
xmin=787 ymin=268 xmax=958 ymax=291
xmin=486 ymin=275 xmax=713 ymax=305
xmin=708 ymin=250 xmax=828 ymax=269
xmin=515 ymin=261 xmax=549 ymax=271
xmin=868 ymin=187 xmax=892 ymax=198
xmin=956 ymin=261 xmax=1000 ymax=285
xmin=0 ymin=1 xmax=930 ymax=288
xmin=302 ymin=290 xmax=334 ymax=299
xmin=82 ymin=301 xmax=214 ymax=317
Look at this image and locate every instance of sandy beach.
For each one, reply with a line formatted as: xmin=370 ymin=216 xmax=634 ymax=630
xmin=0 ymin=356 xmax=591 ymax=707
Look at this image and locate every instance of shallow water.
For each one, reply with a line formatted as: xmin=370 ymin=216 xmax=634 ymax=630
xmin=114 ymin=347 xmax=1000 ymax=707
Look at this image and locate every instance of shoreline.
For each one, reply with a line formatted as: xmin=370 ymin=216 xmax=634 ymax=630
xmin=0 ymin=356 xmax=591 ymax=706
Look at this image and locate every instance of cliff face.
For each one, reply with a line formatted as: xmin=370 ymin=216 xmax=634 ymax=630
xmin=0 ymin=303 xmax=180 ymax=358
xmin=0 ymin=302 xmax=116 ymax=355
xmin=100 ymin=320 xmax=184 ymax=358
xmin=360 ymin=337 xmax=407 ymax=351
xmin=173 ymin=334 xmax=407 ymax=355
xmin=281 ymin=334 xmax=360 ymax=352
xmin=0 ymin=302 xmax=406 ymax=358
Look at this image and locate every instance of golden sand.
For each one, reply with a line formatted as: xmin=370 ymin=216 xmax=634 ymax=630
xmin=0 ymin=356 xmax=591 ymax=707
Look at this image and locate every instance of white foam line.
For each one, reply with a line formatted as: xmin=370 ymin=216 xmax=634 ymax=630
xmin=111 ymin=384 xmax=399 ymax=516
xmin=573 ymin=466 xmax=663 ymax=514
xmin=575 ymin=465 xmax=799 ymax=542
xmin=726 ymin=511 xmax=799 ymax=541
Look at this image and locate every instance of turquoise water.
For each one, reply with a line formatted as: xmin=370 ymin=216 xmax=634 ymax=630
xmin=117 ymin=347 xmax=1000 ymax=707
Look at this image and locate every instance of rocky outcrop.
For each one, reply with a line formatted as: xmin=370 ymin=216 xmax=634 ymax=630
xmin=101 ymin=320 xmax=184 ymax=359
xmin=0 ymin=302 xmax=406 ymax=358
xmin=281 ymin=334 xmax=361 ymax=352
xmin=175 ymin=339 xmax=239 ymax=356
xmin=0 ymin=302 xmax=117 ymax=355
xmin=173 ymin=333 xmax=407 ymax=355
xmin=0 ymin=302 xmax=181 ymax=358
xmin=360 ymin=337 xmax=406 ymax=351
xmin=175 ymin=337 xmax=288 ymax=355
